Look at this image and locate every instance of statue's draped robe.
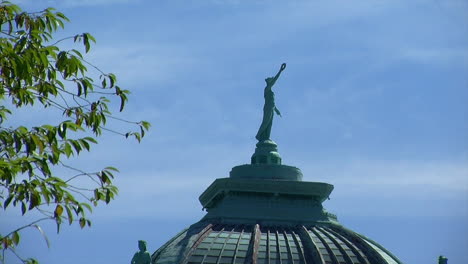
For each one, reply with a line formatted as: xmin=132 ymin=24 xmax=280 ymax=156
xmin=256 ymin=85 xmax=275 ymax=141
xmin=131 ymin=251 xmax=151 ymax=264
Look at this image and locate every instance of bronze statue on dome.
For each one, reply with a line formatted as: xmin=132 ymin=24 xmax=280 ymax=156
xmin=255 ymin=63 xmax=286 ymax=142
xmin=131 ymin=240 xmax=151 ymax=264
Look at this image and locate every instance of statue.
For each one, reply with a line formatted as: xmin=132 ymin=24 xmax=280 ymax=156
xmin=438 ymin=256 xmax=448 ymax=264
xmin=131 ymin=240 xmax=151 ymax=264
xmin=255 ymin=63 xmax=286 ymax=142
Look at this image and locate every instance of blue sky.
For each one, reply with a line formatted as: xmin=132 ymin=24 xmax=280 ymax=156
xmin=2 ymin=0 xmax=467 ymax=263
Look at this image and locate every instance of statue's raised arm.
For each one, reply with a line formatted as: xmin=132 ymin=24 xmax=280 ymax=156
xmin=255 ymin=63 xmax=286 ymax=142
xmin=269 ymin=63 xmax=286 ymax=87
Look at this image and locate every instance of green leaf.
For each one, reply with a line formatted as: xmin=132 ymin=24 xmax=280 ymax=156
xmin=21 ymin=202 xmax=27 ymax=215
xmin=2 ymin=237 xmax=10 ymax=249
xmin=12 ymin=231 xmax=20 ymax=245
xmin=108 ymin=73 xmax=116 ymax=87
xmin=65 ymin=206 xmax=73 ymax=225
xmin=29 ymin=192 xmax=40 ymax=210
xmin=3 ymin=195 xmax=14 ymax=209
xmin=80 ymin=202 xmax=93 ymax=213
xmin=63 ymin=142 xmax=73 ymax=157
xmin=141 ymin=121 xmax=151 ymax=130
xmin=31 ymin=134 xmax=44 ymax=153
xmin=83 ymin=33 xmax=91 ymax=52
xmin=70 ymin=140 xmax=82 ymax=154
xmin=56 ymin=218 xmax=62 ymax=234
xmin=104 ymin=166 xmax=119 ymax=172
xmin=84 ymin=136 xmax=97 ymax=144
xmin=79 ymin=217 xmax=86 ymax=229
xmin=105 ymin=189 xmax=111 ymax=204
xmin=94 ymin=189 xmax=100 ymax=201
xmin=54 ymin=204 xmax=63 ymax=218
xmin=79 ymin=138 xmax=90 ymax=151
xmin=58 ymin=122 xmax=67 ymax=139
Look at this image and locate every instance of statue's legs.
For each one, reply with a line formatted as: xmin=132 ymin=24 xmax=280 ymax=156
xmin=255 ymin=114 xmax=273 ymax=141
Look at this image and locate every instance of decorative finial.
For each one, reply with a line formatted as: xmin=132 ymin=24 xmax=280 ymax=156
xmin=255 ymin=63 xmax=286 ymax=142
xmin=131 ymin=240 xmax=151 ymax=264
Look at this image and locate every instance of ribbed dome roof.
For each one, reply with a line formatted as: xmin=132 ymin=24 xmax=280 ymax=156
xmin=152 ymin=221 xmax=401 ymax=264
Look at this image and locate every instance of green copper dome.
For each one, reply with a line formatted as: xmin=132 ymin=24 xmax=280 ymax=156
xmin=152 ymin=222 xmax=401 ymax=264
xmin=149 ymin=64 xmax=403 ymax=264
xmin=150 ymin=156 xmax=403 ymax=264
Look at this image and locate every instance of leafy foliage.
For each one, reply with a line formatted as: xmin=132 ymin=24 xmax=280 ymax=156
xmin=0 ymin=2 xmax=150 ymax=263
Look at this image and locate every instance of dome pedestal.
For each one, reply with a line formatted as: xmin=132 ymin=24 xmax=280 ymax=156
xmin=199 ymin=178 xmax=337 ymax=225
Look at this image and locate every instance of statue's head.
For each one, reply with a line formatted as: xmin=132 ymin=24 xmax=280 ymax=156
xmin=138 ymin=240 xmax=147 ymax=251
xmin=265 ymin=77 xmax=273 ymax=84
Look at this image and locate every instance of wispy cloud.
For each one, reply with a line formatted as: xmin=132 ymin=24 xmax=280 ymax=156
xmin=86 ymin=43 xmax=209 ymax=88
xmin=299 ymin=158 xmax=468 ymax=194
xmin=399 ymin=48 xmax=468 ymax=66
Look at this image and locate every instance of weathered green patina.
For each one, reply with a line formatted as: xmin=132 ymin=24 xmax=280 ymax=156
xmin=255 ymin=63 xmax=286 ymax=142
xmin=438 ymin=256 xmax=448 ymax=264
xmin=131 ymin=240 xmax=151 ymax=264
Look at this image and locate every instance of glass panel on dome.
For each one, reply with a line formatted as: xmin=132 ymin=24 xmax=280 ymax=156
xmin=225 ymin=244 xmax=236 ymax=250
xmin=208 ymin=249 xmax=221 ymax=256
xmin=188 ymin=255 xmax=204 ymax=262
xmin=336 ymin=255 xmax=345 ymax=262
xmin=222 ymin=250 xmax=235 ymax=256
xmin=204 ymin=237 xmax=215 ymax=243
xmin=319 ymin=248 xmax=329 ymax=255
xmin=203 ymin=256 xmax=218 ymax=263
xmin=363 ymin=239 xmax=399 ymax=264
xmin=238 ymin=244 xmax=249 ymax=250
xmin=234 ymin=258 xmax=245 ymax=264
xmin=270 ymin=251 xmax=279 ymax=259
xmin=227 ymin=238 xmax=238 ymax=244
xmin=239 ymin=239 xmax=250 ymax=245
xmin=194 ymin=248 xmax=208 ymax=255
xmin=214 ymin=238 xmax=225 ymax=243
xmin=350 ymin=256 xmax=359 ymax=263
xmin=198 ymin=242 xmax=211 ymax=249
xmin=212 ymin=243 xmax=223 ymax=249
xmin=326 ymin=228 xmax=368 ymax=263
xmin=332 ymin=249 xmax=341 ymax=254
xmin=219 ymin=256 xmax=233 ymax=263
